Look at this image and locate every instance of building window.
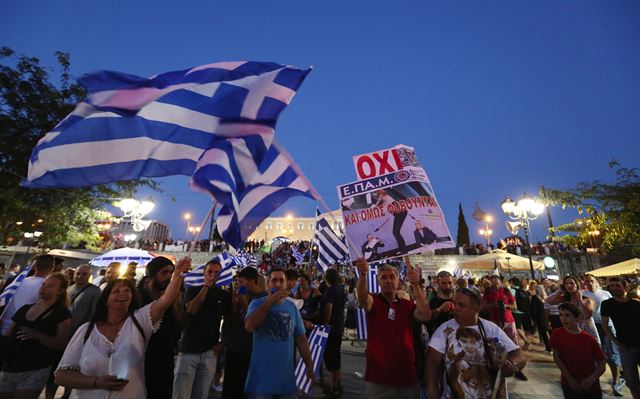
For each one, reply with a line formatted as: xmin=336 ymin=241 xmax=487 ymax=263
xmin=266 ymin=222 xmax=272 ymax=230
xmin=309 ymin=223 xmax=315 ymax=230
xmin=276 ymin=223 xmax=282 ymax=230
xmin=298 ymin=222 xmax=304 ymax=230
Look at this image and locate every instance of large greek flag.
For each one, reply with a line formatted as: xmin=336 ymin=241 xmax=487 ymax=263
xmin=0 ymin=264 xmax=32 ymax=307
xmin=313 ymin=209 xmax=349 ymax=271
xmin=295 ymin=325 xmax=331 ymax=393
xmin=24 ymin=61 xmax=310 ymax=189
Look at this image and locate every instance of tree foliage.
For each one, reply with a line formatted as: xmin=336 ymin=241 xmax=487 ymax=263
xmin=542 ymin=161 xmax=640 ymax=258
xmin=0 ymin=47 xmax=157 ymax=251
xmin=456 ymin=202 xmax=470 ymax=247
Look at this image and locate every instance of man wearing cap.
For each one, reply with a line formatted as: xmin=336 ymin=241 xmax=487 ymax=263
xmin=173 ymin=258 xmax=231 ymax=399
xmin=222 ymin=267 xmax=266 ymax=399
xmin=139 ymin=256 xmax=185 ymax=399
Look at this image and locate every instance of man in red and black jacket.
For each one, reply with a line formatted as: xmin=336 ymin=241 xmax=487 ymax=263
xmin=355 ymin=258 xmax=431 ymax=398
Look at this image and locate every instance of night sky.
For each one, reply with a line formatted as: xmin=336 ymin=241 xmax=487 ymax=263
xmin=3 ymin=1 xmax=639 ymax=243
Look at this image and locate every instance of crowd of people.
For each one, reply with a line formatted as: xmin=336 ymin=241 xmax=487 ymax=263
xmin=0 ymin=253 xmax=639 ymax=399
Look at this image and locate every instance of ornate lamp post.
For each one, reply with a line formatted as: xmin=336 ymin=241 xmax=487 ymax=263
xmin=501 ymin=193 xmax=545 ymax=279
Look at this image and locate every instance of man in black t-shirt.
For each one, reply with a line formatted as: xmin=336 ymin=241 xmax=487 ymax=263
xmin=172 ymin=259 xmax=231 ymax=399
xmin=139 ymin=257 xmax=185 ymax=399
xmin=221 ymin=267 xmax=267 ymax=399
xmin=427 ymin=271 xmax=455 ymax=334
xmin=601 ymin=277 xmax=640 ymax=399
xmin=320 ymin=268 xmax=346 ymax=396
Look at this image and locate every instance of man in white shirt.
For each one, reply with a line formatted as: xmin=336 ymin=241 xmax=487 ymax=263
xmin=0 ymin=254 xmax=55 ymax=335
xmin=426 ymin=288 xmax=526 ymax=399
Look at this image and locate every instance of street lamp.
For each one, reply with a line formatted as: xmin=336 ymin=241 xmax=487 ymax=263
xmin=478 ymin=228 xmax=493 ymax=248
xmin=124 ymin=234 xmax=137 ymax=247
xmin=478 ymin=214 xmax=493 ymax=248
xmin=115 ymin=197 xmax=155 ymax=232
xmin=501 ymin=193 xmax=545 ymax=279
xmin=24 ymin=231 xmax=44 ymax=255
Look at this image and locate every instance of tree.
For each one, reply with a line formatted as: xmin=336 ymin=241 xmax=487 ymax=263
xmin=0 ymin=47 xmax=156 ymax=251
xmin=542 ymin=161 xmax=640 ymax=260
xmin=456 ymin=202 xmax=470 ymax=247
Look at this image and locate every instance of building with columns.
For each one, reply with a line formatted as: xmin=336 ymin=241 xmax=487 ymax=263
xmin=247 ymin=210 xmax=343 ymax=242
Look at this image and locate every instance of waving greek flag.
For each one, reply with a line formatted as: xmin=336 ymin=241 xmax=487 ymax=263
xmin=314 ymin=209 xmax=349 ymax=271
xmin=24 ymin=61 xmax=310 ymax=189
xmin=190 ymin=140 xmax=318 ymax=249
xmin=183 ymin=252 xmax=236 ymax=288
xmin=295 ymin=325 xmax=331 ymax=393
xmin=0 ymin=264 xmax=33 ymax=307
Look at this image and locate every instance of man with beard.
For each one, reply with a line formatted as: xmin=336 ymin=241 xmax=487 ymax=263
xmin=427 ymin=271 xmax=455 ymax=335
xmin=139 ymin=257 xmax=185 ymax=399
xmin=173 ymin=258 xmax=231 ymax=399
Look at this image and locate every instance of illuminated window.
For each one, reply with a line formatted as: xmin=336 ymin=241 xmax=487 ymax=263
xmin=266 ymin=222 xmax=272 ymax=230
xmin=298 ymin=222 xmax=304 ymax=230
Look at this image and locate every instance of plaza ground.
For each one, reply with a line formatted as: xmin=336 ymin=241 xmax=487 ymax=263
xmin=45 ymin=335 xmax=633 ymax=398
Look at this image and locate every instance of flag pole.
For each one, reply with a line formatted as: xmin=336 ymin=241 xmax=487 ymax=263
xmin=187 ymin=201 xmax=217 ymax=259
xmin=315 ymin=196 xmax=363 ymax=260
xmin=273 ymin=142 xmax=362 ymax=260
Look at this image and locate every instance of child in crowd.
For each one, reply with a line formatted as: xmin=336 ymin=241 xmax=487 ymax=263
xmin=550 ymin=302 xmax=605 ymax=399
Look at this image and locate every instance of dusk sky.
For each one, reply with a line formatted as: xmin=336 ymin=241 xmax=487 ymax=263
xmin=3 ymin=1 xmax=639 ymax=243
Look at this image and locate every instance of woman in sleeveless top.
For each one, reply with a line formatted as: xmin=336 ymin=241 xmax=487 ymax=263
xmin=545 ymin=275 xmax=600 ymax=344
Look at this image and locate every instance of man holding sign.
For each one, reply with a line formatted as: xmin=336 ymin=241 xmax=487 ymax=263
xmin=355 ymin=258 xmax=431 ymax=398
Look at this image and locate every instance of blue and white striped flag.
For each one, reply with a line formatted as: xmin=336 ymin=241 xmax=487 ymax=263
xmin=190 ymin=139 xmax=319 ymax=250
xmin=183 ymin=252 xmax=236 ymax=288
xmin=354 ymin=264 xmax=380 ymax=294
xmin=24 ymin=61 xmax=310 ymax=189
xmin=295 ymin=325 xmax=331 ymax=393
xmin=356 ymin=308 xmax=368 ymax=340
xmin=292 ymin=247 xmax=304 ymax=265
xmin=0 ymin=263 xmax=33 ymax=307
xmin=314 ymin=209 xmax=349 ymax=272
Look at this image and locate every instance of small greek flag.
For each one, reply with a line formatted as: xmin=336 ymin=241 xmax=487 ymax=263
xmin=0 ymin=263 xmax=33 ymax=307
xmin=354 ymin=264 xmax=380 ymax=294
xmin=295 ymin=325 xmax=331 ymax=393
xmin=356 ymin=308 xmax=368 ymax=340
xmin=292 ymin=247 xmax=304 ymax=265
xmin=183 ymin=252 xmax=236 ymax=288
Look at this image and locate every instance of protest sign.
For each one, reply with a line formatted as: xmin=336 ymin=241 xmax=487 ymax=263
xmin=352 ymin=144 xmax=420 ymax=180
xmin=338 ymin=168 xmax=454 ymax=262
